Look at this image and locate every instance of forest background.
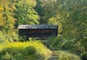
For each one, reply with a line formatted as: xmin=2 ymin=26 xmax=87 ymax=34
xmin=0 ymin=0 xmax=87 ymax=60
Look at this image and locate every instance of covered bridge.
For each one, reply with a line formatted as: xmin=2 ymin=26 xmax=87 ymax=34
xmin=18 ymin=25 xmax=58 ymax=38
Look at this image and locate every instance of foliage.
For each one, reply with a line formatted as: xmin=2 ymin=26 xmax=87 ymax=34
xmin=55 ymin=51 xmax=81 ymax=60
xmin=0 ymin=0 xmax=16 ymax=30
xmin=47 ymin=36 xmax=85 ymax=55
xmin=0 ymin=41 xmax=52 ymax=60
xmin=0 ymin=30 xmax=18 ymax=44
xmin=0 ymin=0 xmax=40 ymax=29
xmin=37 ymin=0 xmax=87 ymax=56
xmin=62 ymin=39 xmax=85 ymax=55
xmin=35 ymin=0 xmax=54 ymax=24
xmin=0 ymin=0 xmax=87 ymax=59
xmin=0 ymin=44 xmax=4 ymax=51
xmin=0 ymin=0 xmax=39 ymax=44
xmin=14 ymin=0 xmax=40 ymax=26
xmin=82 ymin=52 xmax=87 ymax=60
xmin=46 ymin=36 xmax=64 ymax=50
xmin=48 ymin=17 xmax=63 ymax=33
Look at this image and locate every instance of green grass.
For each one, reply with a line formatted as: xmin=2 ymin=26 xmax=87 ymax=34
xmin=53 ymin=50 xmax=81 ymax=60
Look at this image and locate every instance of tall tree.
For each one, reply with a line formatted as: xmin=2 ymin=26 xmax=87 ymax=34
xmin=35 ymin=0 xmax=54 ymax=24
xmin=0 ymin=0 xmax=16 ymax=30
xmin=14 ymin=0 xmax=40 ymax=26
xmin=48 ymin=0 xmax=87 ymax=52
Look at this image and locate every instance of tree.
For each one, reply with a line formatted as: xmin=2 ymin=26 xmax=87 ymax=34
xmin=41 ymin=0 xmax=87 ymax=53
xmin=14 ymin=0 xmax=40 ymax=27
xmin=35 ymin=0 xmax=55 ymax=24
xmin=0 ymin=0 xmax=16 ymax=30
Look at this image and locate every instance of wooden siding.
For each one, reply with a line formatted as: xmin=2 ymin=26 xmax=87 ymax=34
xmin=19 ymin=29 xmax=58 ymax=37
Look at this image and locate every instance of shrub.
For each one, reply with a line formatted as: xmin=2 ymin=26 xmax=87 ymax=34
xmin=62 ymin=40 xmax=84 ymax=55
xmin=0 ymin=41 xmax=52 ymax=60
xmin=0 ymin=44 xmax=4 ymax=51
xmin=0 ymin=30 xmax=18 ymax=44
xmin=46 ymin=36 xmax=64 ymax=50
xmin=54 ymin=51 xmax=81 ymax=60
xmin=82 ymin=52 xmax=87 ymax=60
xmin=47 ymin=36 xmax=84 ymax=55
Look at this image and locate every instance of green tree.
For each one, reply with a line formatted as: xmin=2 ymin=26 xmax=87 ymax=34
xmin=35 ymin=0 xmax=55 ymax=24
xmin=0 ymin=0 xmax=16 ymax=30
xmin=42 ymin=0 xmax=87 ymax=53
xmin=0 ymin=0 xmax=18 ymax=43
xmin=14 ymin=0 xmax=40 ymax=26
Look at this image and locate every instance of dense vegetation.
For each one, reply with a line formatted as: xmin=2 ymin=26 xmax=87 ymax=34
xmin=54 ymin=51 xmax=81 ymax=60
xmin=0 ymin=0 xmax=87 ymax=60
xmin=0 ymin=41 xmax=52 ymax=60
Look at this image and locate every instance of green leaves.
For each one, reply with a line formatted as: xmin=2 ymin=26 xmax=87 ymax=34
xmin=0 ymin=0 xmax=16 ymax=30
xmin=15 ymin=0 xmax=39 ymax=26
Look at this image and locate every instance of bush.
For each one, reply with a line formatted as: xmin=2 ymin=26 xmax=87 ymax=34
xmin=0 ymin=44 xmax=4 ymax=51
xmin=54 ymin=51 xmax=81 ymax=60
xmin=0 ymin=30 xmax=18 ymax=44
xmin=62 ymin=40 xmax=84 ymax=55
xmin=46 ymin=36 xmax=64 ymax=50
xmin=0 ymin=41 xmax=52 ymax=60
xmin=82 ymin=52 xmax=87 ymax=60
xmin=47 ymin=36 xmax=84 ymax=55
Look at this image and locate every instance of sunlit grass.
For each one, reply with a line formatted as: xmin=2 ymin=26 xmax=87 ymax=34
xmin=53 ymin=50 xmax=81 ymax=60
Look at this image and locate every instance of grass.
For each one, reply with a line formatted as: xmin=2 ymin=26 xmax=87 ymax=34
xmin=53 ymin=50 xmax=81 ymax=60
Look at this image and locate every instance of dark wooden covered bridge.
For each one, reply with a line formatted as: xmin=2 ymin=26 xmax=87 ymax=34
xmin=18 ymin=25 xmax=58 ymax=38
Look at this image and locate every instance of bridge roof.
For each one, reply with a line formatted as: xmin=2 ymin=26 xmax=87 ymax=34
xmin=18 ymin=25 xmax=58 ymax=29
